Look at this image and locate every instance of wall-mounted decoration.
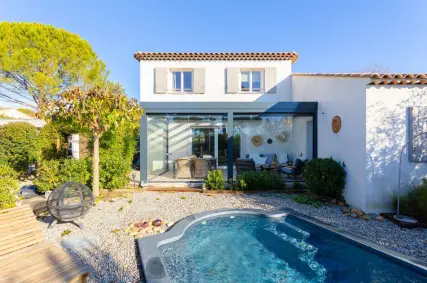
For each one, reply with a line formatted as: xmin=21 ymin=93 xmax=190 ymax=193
xmin=276 ymin=131 xmax=290 ymax=143
xmin=267 ymin=138 xmax=273 ymax=144
xmin=332 ymin=115 xmax=342 ymax=134
xmin=251 ymin=135 xmax=263 ymax=147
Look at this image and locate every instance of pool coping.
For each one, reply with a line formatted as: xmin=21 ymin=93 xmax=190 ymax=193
xmin=137 ymin=208 xmax=427 ymax=283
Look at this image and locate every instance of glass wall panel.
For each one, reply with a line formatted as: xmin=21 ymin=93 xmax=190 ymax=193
xmin=147 ymin=114 xmax=228 ymax=182
xmin=233 ymin=113 xmax=313 ymax=178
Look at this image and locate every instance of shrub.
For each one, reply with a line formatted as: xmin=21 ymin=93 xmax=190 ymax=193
xmin=393 ymin=178 xmax=427 ymax=223
xmin=236 ymin=171 xmax=284 ymax=191
xmin=36 ymin=123 xmax=67 ymax=160
xmin=0 ymin=122 xmax=39 ymax=172
xmin=293 ymin=194 xmax=323 ymax=208
xmin=0 ymin=164 xmax=19 ymax=209
xmin=98 ymin=127 xmax=137 ymax=190
xmin=204 ymin=170 xmax=225 ymax=190
xmin=99 ymin=150 xmax=131 ymax=190
xmin=303 ymin=158 xmax=346 ymax=199
xmin=34 ymin=158 xmax=91 ymax=193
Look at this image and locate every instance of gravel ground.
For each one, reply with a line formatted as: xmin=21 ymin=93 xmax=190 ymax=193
xmin=39 ymin=192 xmax=427 ymax=283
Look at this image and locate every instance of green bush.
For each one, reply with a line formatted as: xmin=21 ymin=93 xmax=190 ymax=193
xmin=393 ymin=178 xmax=427 ymax=223
xmin=0 ymin=122 xmax=39 ymax=172
xmin=0 ymin=164 xmax=19 ymax=209
xmin=204 ymin=170 xmax=225 ymax=190
xmin=99 ymin=150 xmax=131 ymax=190
xmin=36 ymin=124 xmax=66 ymax=160
xmin=293 ymin=194 xmax=323 ymax=208
xmin=236 ymin=171 xmax=284 ymax=191
xmin=34 ymin=158 xmax=91 ymax=192
xmin=303 ymin=158 xmax=346 ymax=199
xmin=98 ymin=127 xmax=137 ymax=190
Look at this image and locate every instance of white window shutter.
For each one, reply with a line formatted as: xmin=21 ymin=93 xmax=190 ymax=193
xmin=226 ymin=67 xmax=239 ymax=94
xmin=193 ymin=68 xmax=205 ymax=94
xmin=155 ymin=67 xmax=167 ymax=94
xmin=265 ymin=67 xmax=277 ymax=93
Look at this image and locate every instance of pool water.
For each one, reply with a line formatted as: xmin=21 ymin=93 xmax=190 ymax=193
xmin=159 ymin=215 xmax=426 ymax=283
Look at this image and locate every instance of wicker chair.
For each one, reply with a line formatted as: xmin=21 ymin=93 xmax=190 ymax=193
xmin=236 ymin=159 xmax=256 ymax=175
xmin=175 ymin=158 xmax=193 ymax=179
xmin=194 ymin=158 xmax=210 ymax=178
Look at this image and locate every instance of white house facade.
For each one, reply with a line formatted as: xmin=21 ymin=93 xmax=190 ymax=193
xmin=136 ymin=51 xmax=427 ymax=213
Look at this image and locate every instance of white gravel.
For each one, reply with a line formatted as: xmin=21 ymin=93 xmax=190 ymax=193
xmin=39 ymin=192 xmax=427 ymax=283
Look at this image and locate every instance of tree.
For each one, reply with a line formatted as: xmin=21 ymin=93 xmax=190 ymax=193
xmin=40 ymin=84 xmax=142 ymax=196
xmin=0 ymin=22 xmax=107 ymax=109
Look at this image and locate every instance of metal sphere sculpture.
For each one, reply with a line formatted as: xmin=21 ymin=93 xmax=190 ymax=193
xmin=47 ymin=182 xmax=94 ymax=229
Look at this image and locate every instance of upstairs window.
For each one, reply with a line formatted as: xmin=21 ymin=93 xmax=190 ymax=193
xmin=241 ymin=70 xmax=262 ymax=92
xmin=172 ymin=70 xmax=193 ymax=92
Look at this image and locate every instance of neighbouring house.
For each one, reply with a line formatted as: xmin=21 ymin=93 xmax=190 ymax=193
xmin=135 ymin=51 xmax=427 ymax=213
xmin=0 ymin=107 xmax=45 ymax=128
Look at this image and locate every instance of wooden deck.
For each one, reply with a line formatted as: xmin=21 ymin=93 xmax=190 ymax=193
xmin=0 ymin=204 xmax=89 ymax=282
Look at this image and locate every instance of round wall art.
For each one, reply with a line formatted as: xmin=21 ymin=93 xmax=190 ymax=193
xmin=267 ymin=138 xmax=273 ymax=144
xmin=276 ymin=131 xmax=289 ymax=143
xmin=332 ymin=115 xmax=342 ymax=134
xmin=251 ymin=135 xmax=263 ymax=147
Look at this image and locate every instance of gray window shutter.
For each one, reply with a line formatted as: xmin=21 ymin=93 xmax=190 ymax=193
xmin=265 ymin=67 xmax=277 ymax=93
xmin=193 ymin=68 xmax=205 ymax=94
xmin=226 ymin=67 xmax=239 ymax=94
xmin=155 ymin=67 xmax=167 ymax=94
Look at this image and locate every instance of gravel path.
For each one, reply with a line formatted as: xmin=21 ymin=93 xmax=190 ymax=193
xmin=39 ymin=192 xmax=427 ymax=283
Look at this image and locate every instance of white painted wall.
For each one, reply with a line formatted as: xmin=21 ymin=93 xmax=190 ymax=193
xmin=292 ymin=76 xmax=370 ymax=210
xmin=140 ymin=60 xmax=292 ymax=102
xmin=365 ymin=85 xmax=427 ymax=212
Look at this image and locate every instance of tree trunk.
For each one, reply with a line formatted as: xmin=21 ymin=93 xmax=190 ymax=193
xmin=92 ymin=133 xmax=100 ymax=197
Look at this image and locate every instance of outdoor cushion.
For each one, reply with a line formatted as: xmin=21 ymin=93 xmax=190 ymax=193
xmin=260 ymin=153 xmax=275 ymax=165
xmin=253 ymin=155 xmax=267 ymax=165
xmin=278 ymin=153 xmax=288 ymax=164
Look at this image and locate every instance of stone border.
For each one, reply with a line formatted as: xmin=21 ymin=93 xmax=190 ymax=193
xmin=137 ymin=208 xmax=427 ymax=283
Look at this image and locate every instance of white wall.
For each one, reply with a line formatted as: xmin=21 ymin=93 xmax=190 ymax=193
xmin=365 ymin=85 xmax=427 ymax=212
xmin=140 ymin=60 xmax=292 ymax=103
xmin=292 ymin=76 xmax=370 ymax=210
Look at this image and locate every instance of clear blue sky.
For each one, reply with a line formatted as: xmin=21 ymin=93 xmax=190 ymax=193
xmin=1 ymin=0 xmax=427 ymax=102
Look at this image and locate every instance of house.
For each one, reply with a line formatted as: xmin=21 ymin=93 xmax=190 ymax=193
xmin=135 ymin=51 xmax=427 ymax=213
xmin=0 ymin=107 xmax=45 ymax=128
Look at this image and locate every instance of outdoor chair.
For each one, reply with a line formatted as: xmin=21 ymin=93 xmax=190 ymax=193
xmin=236 ymin=158 xmax=256 ymax=175
xmin=175 ymin=158 xmax=193 ymax=179
xmin=280 ymin=158 xmax=304 ymax=178
xmin=0 ymin=204 xmax=89 ymax=282
xmin=194 ymin=158 xmax=210 ymax=178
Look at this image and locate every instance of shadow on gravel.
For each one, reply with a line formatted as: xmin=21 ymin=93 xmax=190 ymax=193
xmin=66 ymin=246 xmax=138 ymax=283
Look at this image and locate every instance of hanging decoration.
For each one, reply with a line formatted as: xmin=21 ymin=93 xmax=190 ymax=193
xmin=251 ymin=135 xmax=263 ymax=147
xmin=332 ymin=115 xmax=342 ymax=134
xmin=276 ymin=131 xmax=290 ymax=143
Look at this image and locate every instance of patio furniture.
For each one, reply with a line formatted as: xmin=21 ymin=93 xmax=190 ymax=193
xmin=175 ymin=158 xmax=193 ymax=179
xmin=0 ymin=204 xmax=89 ymax=282
xmin=194 ymin=158 xmax=210 ymax=178
xmin=280 ymin=158 xmax=304 ymax=178
xmin=236 ymin=159 xmax=256 ymax=175
xmin=47 ymin=182 xmax=94 ymax=229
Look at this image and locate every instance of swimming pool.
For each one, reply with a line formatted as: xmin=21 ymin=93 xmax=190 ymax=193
xmin=137 ymin=209 xmax=427 ymax=283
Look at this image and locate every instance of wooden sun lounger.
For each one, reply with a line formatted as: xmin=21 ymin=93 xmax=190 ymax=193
xmin=0 ymin=204 xmax=89 ymax=283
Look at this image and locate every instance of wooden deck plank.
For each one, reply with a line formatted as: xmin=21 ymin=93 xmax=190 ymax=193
xmin=0 ymin=205 xmax=88 ymax=283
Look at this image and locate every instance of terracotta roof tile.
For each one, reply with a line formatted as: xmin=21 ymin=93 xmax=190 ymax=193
xmin=134 ymin=52 xmax=299 ymax=63
xmin=292 ymin=73 xmax=427 ymax=85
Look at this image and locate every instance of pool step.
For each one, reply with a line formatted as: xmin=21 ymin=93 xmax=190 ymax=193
xmin=276 ymin=222 xmax=310 ymax=241
xmin=264 ymin=224 xmax=326 ymax=279
xmin=255 ymin=228 xmax=320 ymax=280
